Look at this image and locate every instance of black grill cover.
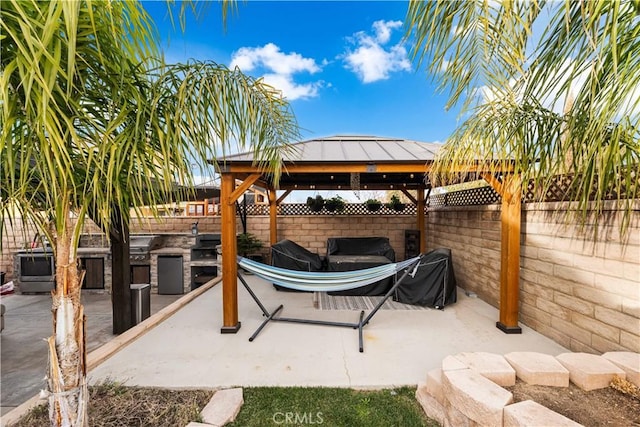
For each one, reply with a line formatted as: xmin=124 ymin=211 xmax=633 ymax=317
xmin=394 ymin=248 xmax=457 ymax=308
xmin=271 ymin=240 xmax=324 ymax=292
xmin=326 ymin=237 xmax=395 ymax=262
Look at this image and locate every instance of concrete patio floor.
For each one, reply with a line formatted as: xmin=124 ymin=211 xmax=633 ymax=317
xmin=0 ymin=290 xmax=181 ymax=416
xmin=87 ymin=273 xmax=568 ymax=389
xmin=2 ymin=273 xmax=571 ymax=424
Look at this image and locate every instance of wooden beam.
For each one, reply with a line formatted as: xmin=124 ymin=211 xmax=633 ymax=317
xmin=228 ymin=173 xmax=261 ymax=204
xmin=482 ymin=173 xmax=504 ymax=197
xmin=220 ymin=173 xmax=241 ymax=333
xmin=276 ymin=189 xmax=292 ymax=205
xmin=225 ymin=163 xmax=432 ymax=174
xmin=496 ymin=174 xmax=522 ymax=334
xmin=400 ymin=189 xmax=417 ymax=204
xmin=417 ymin=188 xmax=426 ymax=253
xmin=268 ymin=188 xmax=278 ymax=246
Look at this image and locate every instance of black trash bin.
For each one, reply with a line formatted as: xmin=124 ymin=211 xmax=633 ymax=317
xmin=130 ymin=283 xmax=151 ymax=325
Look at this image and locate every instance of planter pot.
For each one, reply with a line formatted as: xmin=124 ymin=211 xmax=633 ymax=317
xmin=366 ymin=203 xmax=382 ymax=212
xmin=392 ymin=203 xmax=406 ymax=211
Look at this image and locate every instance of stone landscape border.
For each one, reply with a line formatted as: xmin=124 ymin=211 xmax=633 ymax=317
xmin=416 ymin=351 xmax=639 ymax=426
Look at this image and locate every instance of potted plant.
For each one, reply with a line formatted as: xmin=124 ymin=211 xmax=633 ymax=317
xmin=325 ymin=195 xmax=346 ymax=212
xmin=385 ymin=194 xmax=406 ymax=211
xmin=365 ymin=198 xmax=382 ymax=212
xmin=237 ymin=233 xmax=264 ymax=258
xmin=306 ymin=195 xmax=325 ymax=212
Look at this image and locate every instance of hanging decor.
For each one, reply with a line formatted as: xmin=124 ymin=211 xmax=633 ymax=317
xmin=350 ymin=172 xmax=360 ymax=190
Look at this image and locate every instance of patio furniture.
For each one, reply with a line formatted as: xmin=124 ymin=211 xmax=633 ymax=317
xmin=326 ymin=237 xmax=396 ymax=296
xmin=236 ymin=255 xmax=422 ymax=352
xmin=393 ymin=248 xmax=458 ymax=309
xmin=270 ymin=239 xmax=325 ymax=292
xmin=326 ymin=255 xmax=392 ymax=296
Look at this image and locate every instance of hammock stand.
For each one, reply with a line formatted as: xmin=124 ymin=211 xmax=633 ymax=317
xmin=236 ymin=256 xmax=422 ymax=352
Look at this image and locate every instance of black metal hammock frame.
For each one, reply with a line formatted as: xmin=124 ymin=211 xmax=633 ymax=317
xmin=236 ymin=256 xmax=423 ymax=352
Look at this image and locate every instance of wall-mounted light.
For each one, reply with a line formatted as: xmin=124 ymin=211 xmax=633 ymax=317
xmin=294 ymin=184 xmax=298 ymax=188
xmin=382 ymin=174 xmax=386 ymax=179
xmin=410 ymin=173 xmax=414 ymax=179
xmin=191 ymin=221 xmax=199 ymax=236
xmin=390 ymin=185 xmax=394 ymax=189
xmin=330 ymin=175 xmax=334 ymax=180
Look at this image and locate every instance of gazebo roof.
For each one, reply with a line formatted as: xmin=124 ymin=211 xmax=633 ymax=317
xmin=214 ymin=135 xmax=441 ymax=191
xmin=223 ymin=135 xmax=442 ymax=163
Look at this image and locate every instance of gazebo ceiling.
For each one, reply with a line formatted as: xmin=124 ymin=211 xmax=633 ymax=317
xmin=213 ymin=135 xmax=442 ymax=190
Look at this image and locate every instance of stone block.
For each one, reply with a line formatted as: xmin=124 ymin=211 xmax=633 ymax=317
xmin=416 ymin=383 xmax=445 ymax=425
xmin=444 ymin=396 xmax=474 ymax=427
xmin=442 ymin=355 xmax=469 ymax=371
xmin=504 ymin=352 xmax=569 ymax=387
xmin=556 ymin=353 xmax=626 ymax=391
xmin=602 ymin=352 xmax=640 ymax=388
xmin=426 ymin=368 xmax=444 ymax=404
xmin=504 ymin=400 xmax=583 ymax=426
xmin=442 ymin=368 xmax=513 ymax=426
xmin=454 ymin=352 xmax=517 ymax=386
xmin=201 ymin=387 xmax=244 ymax=427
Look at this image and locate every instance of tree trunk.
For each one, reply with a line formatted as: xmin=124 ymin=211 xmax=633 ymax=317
xmin=48 ymin=219 xmax=88 ymax=426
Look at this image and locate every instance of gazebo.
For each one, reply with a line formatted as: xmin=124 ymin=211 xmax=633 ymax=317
xmin=212 ymin=135 xmax=522 ymax=335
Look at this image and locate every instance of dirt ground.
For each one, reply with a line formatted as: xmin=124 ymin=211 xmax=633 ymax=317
xmin=506 ymin=377 xmax=640 ymax=426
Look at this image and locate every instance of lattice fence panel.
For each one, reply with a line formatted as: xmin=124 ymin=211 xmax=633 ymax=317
xmin=244 ymin=203 xmax=418 ymax=216
xmin=524 ymin=174 xmax=638 ymax=202
xmin=429 ymin=186 xmax=501 ymax=207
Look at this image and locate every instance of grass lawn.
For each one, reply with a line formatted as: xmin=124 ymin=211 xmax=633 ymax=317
xmin=230 ymin=386 xmax=437 ymax=427
xmin=14 ymin=383 xmax=438 ymax=426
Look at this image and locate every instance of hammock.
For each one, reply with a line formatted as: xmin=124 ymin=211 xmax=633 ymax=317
xmin=236 ymin=255 xmax=423 ymax=352
xmin=237 ymin=255 xmax=421 ymax=292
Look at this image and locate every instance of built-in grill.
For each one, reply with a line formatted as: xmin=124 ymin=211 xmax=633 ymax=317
xmin=129 ymin=235 xmax=161 ymax=262
xmin=129 ymin=235 xmax=161 ymax=284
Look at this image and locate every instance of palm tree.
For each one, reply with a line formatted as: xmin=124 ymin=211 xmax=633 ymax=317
xmin=405 ymin=0 xmax=639 ymax=234
xmin=1 ymin=1 xmax=297 ymax=425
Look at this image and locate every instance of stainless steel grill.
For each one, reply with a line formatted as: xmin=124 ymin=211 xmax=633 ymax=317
xmin=129 ymin=235 xmax=161 ymax=262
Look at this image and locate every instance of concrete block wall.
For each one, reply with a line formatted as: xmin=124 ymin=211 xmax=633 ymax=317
xmin=246 ymin=215 xmax=419 ymax=258
xmin=426 ymin=202 xmax=640 ymax=354
xmin=425 ymin=205 xmax=503 ymax=304
xmin=519 ymin=202 xmax=640 ymax=354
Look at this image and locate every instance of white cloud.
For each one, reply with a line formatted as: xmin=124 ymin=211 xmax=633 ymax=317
xmin=262 ymin=73 xmax=323 ymax=100
xmin=230 ymin=43 xmax=324 ymax=101
xmin=372 ymin=20 xmax=402 ymax=44
xmin=342 ymin=20 xmax=411 ymax=83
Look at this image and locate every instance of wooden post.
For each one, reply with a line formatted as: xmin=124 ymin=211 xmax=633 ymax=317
xmin=268 ymin=188 xmax=278 ymax=246
xmin=417 ymin=188 xmax=426 ymax=253
xmin=110 ymin=208 xmax=132 ymax=334
xmin=496 ymin=175 xmax=522 ymax=333
xmin=220 ymin=172 xmax=240 ymax=333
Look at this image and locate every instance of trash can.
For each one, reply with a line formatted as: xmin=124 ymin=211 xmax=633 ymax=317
xmin=130 ymin=283 xmax=151 ymax=325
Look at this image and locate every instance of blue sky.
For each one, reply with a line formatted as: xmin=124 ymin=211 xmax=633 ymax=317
xmin=142 ymin=1 xmax=461 ymax=145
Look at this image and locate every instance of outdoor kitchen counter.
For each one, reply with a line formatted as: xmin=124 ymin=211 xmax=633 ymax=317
xmin=77 ymin=247 xmax=110 ymax=255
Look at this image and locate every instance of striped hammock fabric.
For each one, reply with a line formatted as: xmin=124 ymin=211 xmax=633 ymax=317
xmin=237 ymin=255 xmax=421 ymax=292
